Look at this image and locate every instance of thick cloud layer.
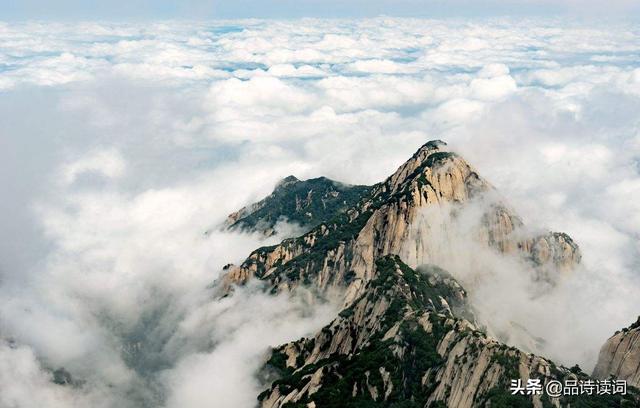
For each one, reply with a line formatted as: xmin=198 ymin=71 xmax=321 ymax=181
xmin=4 ymin=0 xmax=640 ymax=19
xmin=1 ymin=18 xmax=640 ymax=407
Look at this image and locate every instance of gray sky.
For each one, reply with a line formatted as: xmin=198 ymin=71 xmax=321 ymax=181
xmin=2 ymin=0 xmax=640 ymax=20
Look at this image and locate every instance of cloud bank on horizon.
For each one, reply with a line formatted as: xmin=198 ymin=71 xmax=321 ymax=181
xmin=1 ymin=17 xmax=640 ymax=408
xmin=2 ymin=0 xmax=640 ymax=19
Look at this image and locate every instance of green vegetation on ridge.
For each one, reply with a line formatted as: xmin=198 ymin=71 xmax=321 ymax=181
xmin=229 ymin=176 xmax=371 ymax=234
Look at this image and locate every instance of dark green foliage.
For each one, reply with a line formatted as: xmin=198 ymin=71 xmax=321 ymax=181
xmin=280 ymin=316 xmax=448 ymax=408
xmin=570 ymin=364 xmax=583 ymax=374
xmin=344 ymin=270 xmax=356 ymax=283
xmin=541 ymin=393 xmax=555 ymax=408
xmin=266 ymin=348 xmax=294 ymax=376
xmin=238 ymin=143 xmax=464 ymax=289
xmin=490 ymin=351 xmax=521 ymax=381
xmin=52 ymin=367 xmax=73 ymax=385
xmin=258 ymin=256 xmax=459 ymax=407
xmin=424 ymin=151 xmax=457 ymax=168
xmin=230 ymin=176 xmax=371 ymax=233
xmin=338 ymin=307 xmax=354 ymax=318
xmin=397 ymin=317 xmax=446 ymax=397
xmin=422 ymin=140 xmax=447 ymax=150
xmin=560 ymin=393 xmax=639 ymax=407
xmin=482 ymin=387 xmax=535 ymax=408
xmin=281 ymin=402 xmax=307 ymax=408
xmin=257 ymin=389 xmax=272 ymax=402
xmin=375 ymin=256 xmax=467 ymax=315
xmin=625 ymin=316 xmax=640 ymax=331
xmin=265 ymin=205 xmax=379 ymax=285
xmin=549 ymin=361 xmax=565 ymax=380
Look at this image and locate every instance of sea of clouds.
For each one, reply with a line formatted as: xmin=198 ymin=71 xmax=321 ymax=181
xmin=1 ymin=18 xmax=640 ymax=407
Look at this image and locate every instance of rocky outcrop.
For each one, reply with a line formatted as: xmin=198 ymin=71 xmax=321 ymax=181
xmin=520 ymin=232 xmax=582 ymax=274
xmin=215 ymin=140 xmax=636 ymax=407
xmin=257 ymin=256 xmax=634 ymax=407
xmin=219 ymin=141 xmax=580 ymax=300
xmin=593 ymin=317 xmax=640 ymax=388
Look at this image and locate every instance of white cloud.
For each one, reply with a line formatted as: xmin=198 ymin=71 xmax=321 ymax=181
xmin=208 ymin=76 xmax=316 ymax=115
xmin=61 ymin=148 xmax=126 ymax=185
xmin=346 ymin=58 xmax=417 ymax=74
xmin=266 ymin=63 xmax=325 ymax=77
xmin=478 ymin=63 xmax=510 ymax=78
xmin=470 ymin=74 xmax=517 ymax=100
xmin=162 ymin=284 xmax=339 ymax=408
xmin=1 ymin=17 xmax=640 ymax=407
xmin=0 ymin=342 xmax=109 ymax=408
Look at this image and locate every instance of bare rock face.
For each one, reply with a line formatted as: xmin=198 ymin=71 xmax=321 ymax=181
xmin=593 ymin=317 xmax=640 ymax=388
xmin=520 ymin=232 xmax=582 ymax=274
xmin=257 ymin=257 xmax=631 ymax=408
xmin=219 ymin=141 xmax=580 ymax=300
xmin=215 ymin=141 xmax=637 ymax=407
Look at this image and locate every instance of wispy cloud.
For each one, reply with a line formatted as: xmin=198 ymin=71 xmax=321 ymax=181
xmin=1 ymin=17 xmax=639 ymax=407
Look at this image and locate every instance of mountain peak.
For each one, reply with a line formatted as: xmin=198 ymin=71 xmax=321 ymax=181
xmin=224 ymin=175 xmax=370 ymax=235
xmin=213 ymin=141 xmax=634 ymax=408
xmin=223 ymin=138 xmax=580 ymax=295
xmin=380 ymin=139 xmax=484 ymax=204
xmin=417 ymin=139 xmax=448 ymax=154
xmin=383 ymin=140 xmax=460 ymax=193
xmin=275 ymin=175 xmax=300 ymax=189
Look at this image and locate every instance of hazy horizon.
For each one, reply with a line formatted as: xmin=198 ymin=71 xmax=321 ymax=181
xmin=1 ymin=11 xmax=639 ymax=408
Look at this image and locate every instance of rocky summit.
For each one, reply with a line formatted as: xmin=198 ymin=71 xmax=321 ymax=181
xmin=220 ymin=141 xmax=637 ymax=407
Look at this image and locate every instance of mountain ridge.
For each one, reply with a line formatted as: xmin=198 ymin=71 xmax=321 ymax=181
xmin=225 ymin=175 xmax=370 ymax=237
xmin=216 ymin=140 xmax=631 ymax=407
xmin=257 ymin=256 xmax=614 ymax=408
xmin=220 ymin=140 xmax=580 ymax=301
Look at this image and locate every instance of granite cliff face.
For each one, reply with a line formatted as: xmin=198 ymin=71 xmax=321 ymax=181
xmin=593 ymin=317 xmax=640 ymax=388
xmin=258 ymin=256 xmax=577 ymax=408
xmin=221 ymin=141 xmax=580 ymax=301
xmin=218 ymin=141 xmax=633 ymax=407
